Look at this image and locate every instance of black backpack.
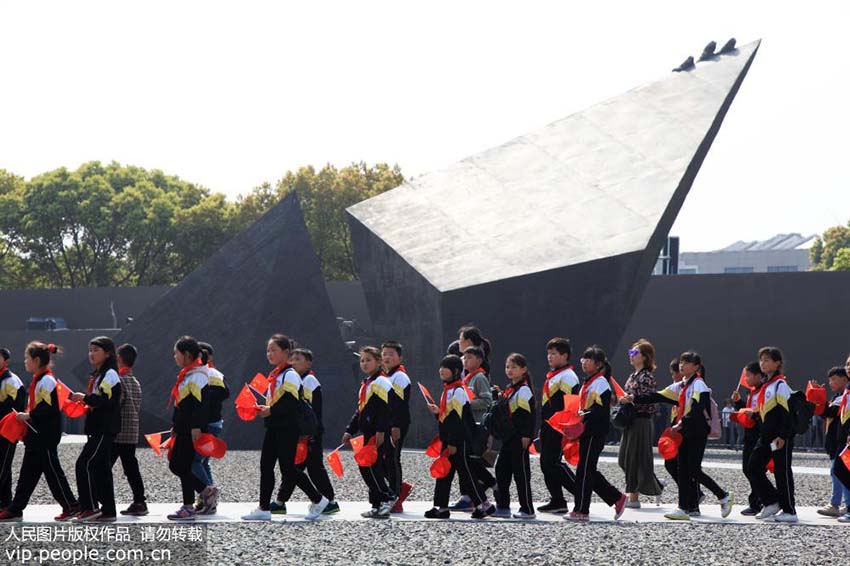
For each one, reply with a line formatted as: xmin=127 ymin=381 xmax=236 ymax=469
xmin=788 ymin=390 xmax=814 ymax=436
xmin=296 ymin=398 xmax=318 ymax=437
xmin=482 ymin=397 xmax=514 ymax=441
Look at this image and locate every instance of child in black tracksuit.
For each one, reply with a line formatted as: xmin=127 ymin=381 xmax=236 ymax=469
xmin=629 ymin=350 xmax=731 ymax=521
xmin=539 ymin=337 xmax=579 ymax=513
xmin=568 ymin=346 xmax=625 ymax=522
xmin=274 ymin=348 xmax=338 ymax=514
xmin=166 ymin=336 xmax=212 ymax=521
xmin=0 ymin=348 xmax=26 ymax=511
xmin=0 ymin=342 xmax=78 ymax=522
xmin=833 ymin=354 xmax=850 ymax=521
xmin=343 ymin=346 xmax=395 ymax=518
xmin=746 ymin=346 xmax=796 ymax=522
xmin=72 ymin=336 xmax=122 ymax=522
xmin=493 ymin=353 xmax=536 ymax=519
xmin=381 ymin=341 xmax=412 ymax=512
xmin=818 ymin=366 xmax=850 ymax=517
xmin=424 ymin=355 xmax=491 ymax=519
xmin=732 ymin=362 xmax=764 ymax=516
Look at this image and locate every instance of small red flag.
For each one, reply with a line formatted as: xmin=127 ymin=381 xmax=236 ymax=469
xmin=349 ymin=434 xmax=365 ymax=454
xmin=327 ymin=449 xmax=344 ymax=478
xmin=528 ymin=441 xmax=539 ymax=455
xmin=429 ymin=449 xmax=452 ymax=478
xmin=425 ymin=435 xmax=442 ymax=458
xmin=55 ymin=380 xmax=71 ymax=409
xmin=354 ymin=443 xmax=378 ymax=467
xmin=249 ymin=373 xmax=267 ymax=395
xmin=63 ymin=401 xmax=88 ymax=419
xmin=840 ymin=448 xmax=850 ymax=471
xmin=145 ymin=432 xmax=163 ymax=456
xmin=294 ymin=437 xmax=309 ymax=465
xmin=0 ymin=412 xmax=27 ymax=443
xmin=610 ymin=377 xmax=625 ymax=398
xmin=418 ymin=383 xmax=436 ymax=405
xmin=738 ymin=369 xmax=752 ymax=391
xmin=561 ymin=439 xmax=579 ymax=466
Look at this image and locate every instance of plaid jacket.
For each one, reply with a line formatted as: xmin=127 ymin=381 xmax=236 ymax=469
xmin=116 ymin=373 xmax=142 ymax=444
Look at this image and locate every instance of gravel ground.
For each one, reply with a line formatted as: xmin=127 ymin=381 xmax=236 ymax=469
xmin=6 ymin=443 xmax=844 ymax=566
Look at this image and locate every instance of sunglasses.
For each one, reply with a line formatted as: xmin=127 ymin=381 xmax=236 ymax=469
xmin=628 ymin=348 xmax=640 ymax=357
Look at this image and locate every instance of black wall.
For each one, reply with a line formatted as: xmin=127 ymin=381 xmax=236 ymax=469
xmin=613 ymin=272 xmax=850 ymax=396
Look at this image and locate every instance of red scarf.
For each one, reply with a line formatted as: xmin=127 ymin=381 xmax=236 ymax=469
xmin=439 ymin=379 xmax=462 ymax=420
xmin=267 ymin=363 xmax=291 ymax=402
xmin=169 ymin=358 xmax=203 ymax=408
xmin=460 ymin=368 xmax=482 ymax=400
xmin=28 ymin=368 xmax=52 ymax=412
xmin=118 ymin=367 xmax=132 ymax=376
xmin=757 ymin=373 xmax=786 ymax=414
xmin=544 ymin=365 xmax=574 ymax=399
xmin=208 ymin=362 xmax=215 ymax=369
xmin=383 ymin=364 xmax=407 ymax=378
xmin=579 ymin=371 xmax=605 ymax=410
xmin=358 ymin=373 xmax=381 ymax=412
xmin=840 ymin=385 xmax=850 ymax=421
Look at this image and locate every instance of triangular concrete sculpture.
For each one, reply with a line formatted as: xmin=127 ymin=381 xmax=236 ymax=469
xmin=348 ymin=41 xmax=760 ymax=445
xmin=75 ymin=192 xmax=355 ymax=449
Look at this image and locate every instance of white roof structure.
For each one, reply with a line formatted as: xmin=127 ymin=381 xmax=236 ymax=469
xmin=348 ymin=41 xmax=761 ymax=292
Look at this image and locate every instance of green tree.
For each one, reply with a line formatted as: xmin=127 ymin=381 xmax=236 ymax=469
xmin=810 ymin=223 xmax=850 ymax=271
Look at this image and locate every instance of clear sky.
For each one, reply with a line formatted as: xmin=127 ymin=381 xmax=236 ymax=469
xmin=1 ymin=1 xmax=847 ymax=251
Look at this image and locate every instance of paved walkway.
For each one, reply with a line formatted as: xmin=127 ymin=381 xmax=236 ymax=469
xmin=10 ymin=502 xmax=847 ymax=525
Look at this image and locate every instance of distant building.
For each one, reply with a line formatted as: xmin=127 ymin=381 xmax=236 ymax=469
xmin=674 ymin=233 xmax=816 ymax=275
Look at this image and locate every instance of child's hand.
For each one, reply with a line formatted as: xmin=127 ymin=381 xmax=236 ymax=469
xmin=447 ymin=445 xmax=457 ymax=455
xmin=521 ymin=437 xmax=530 ymax=450
xmin=391 ymin=427 xmax=401 ymax=442
xmin=191 ymin=428 xmax=201 ymax=441
xmin=619 ymin=395 xmax=633 ymax=404
xmin=426 ymin=403 xmax=439 ymax=415
xmin=731 ymin=390 xmax=741 ymax=403
xmin=258 ymin=405 xmax=271 ymax=418
xmin=774 ymin=437 xmax=785 ymax=450
xmin=69 ymin=392 xmax=85 ymax=403
xmin=341 ymin=432 xmax=351 ymax=445
xmin=375 ymin=431 xmax=385 ymax=448
xmin=16 ymin=412 xmax=30 ymax=422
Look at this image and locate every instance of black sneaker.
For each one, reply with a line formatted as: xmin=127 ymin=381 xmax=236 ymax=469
xmin=740 ymin=506 xmax=762 ymax=516
xmin=472 ymin=504 xmax=496 ymax=519
xmin=424 ymin=507 xmax=450 ymax=519
xmin=538 ymin=501 xmax=569 ymax=514
xmin=120 ymin=502 xmax=149 ymax=516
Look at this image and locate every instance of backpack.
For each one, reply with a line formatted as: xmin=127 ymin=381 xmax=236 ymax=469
xmin=482 ymin=397 xmax=514 ymax=441
xmin=296 ymin=398 xmax=318 ymax=437
xmin=704 ymin=394 xmax=722 ymax=440
xmin=788 ymin=390 xmax=814 ymax=435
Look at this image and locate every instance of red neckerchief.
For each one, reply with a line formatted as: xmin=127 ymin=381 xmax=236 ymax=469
xmin=579 ymin=371 xmax=605 ymax=409
xmin=461 ymin=368 xmax=483 ymax=400
xmin=383 ymin=364 xmax=407 ymax=378
xmin=208 ymin=362 xmax=215 ymax=369
xmin=544 ymin=364 xmax=574 ymax=399
xmin=839 ymin=384 xmax=850 ymax=420
xmin=267 ymin=363 xmax=291 ymax=401
xmin=757 ymin=373 xmax=786 ymax=413
xmin=358 ymin=372 xmax=382 ymax=412
xmin=118 ymin=367 xmax=132 ymax=376
xmin=169 ymin=358 xmax=203 ymax=408
xmin=503 ymin=378 xmax=529 ymax=421
xmin=439 ymin=379 xmax=462 ymax=420
xmin=28 ymin=368 xmax=52 ymax=412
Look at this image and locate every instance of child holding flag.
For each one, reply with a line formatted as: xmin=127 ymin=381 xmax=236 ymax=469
xmin=0 ymin=348 xmax=26 ymax=513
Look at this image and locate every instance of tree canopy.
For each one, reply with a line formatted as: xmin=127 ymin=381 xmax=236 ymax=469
xmin=809 ymin=222 xmax=850 ymax=271
xmin=0 ymin=160 xmax=402 ymax=288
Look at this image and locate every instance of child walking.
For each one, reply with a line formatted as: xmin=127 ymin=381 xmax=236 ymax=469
xmin=342 ymin=346 xmax=395 ymax=518
xmin=816 ymin=366 xmax=850 ymax=517
xmin=0 ymin=342 xmax=78 ymax=522
xmin=566 ymin=346 xmax=626 ymax=522
xmin=111 ymin=343 xmax=148 ymax=516
xmin=70 ymin=336 xmax=122 ymax=522
xmin=424 ymin=355 xmax=493 ymax=519
xmin=192 ymin=341 xmax=227 ymax=514
xmin=0 ymin=348 xmax=26 ymax=512
xmin=381 ymin=341 xmax=413 ymax=513
xmin=272 ymin=347 xmax=339 ymax=515
xmin=242 ymin=334 xmax=329 ymax=521
xmin=731 ymin=362 xmax=764 ymax=516
xmin=493 ymin=353 xmax=536 ymax=519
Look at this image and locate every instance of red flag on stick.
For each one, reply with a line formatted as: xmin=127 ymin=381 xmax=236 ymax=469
xmin=235 ymin=384 xmax=261 ymax=421
xmin=418 ymin=383 xmax=436 ymax=405
xmin=327 ymin=449 xmax=344 ymax=478
xmin=610 ymin=377 xmax=625 ymax=398
xmin=0 ymin=412 xmax=27 ymax=443
xmin=55 ymin=380 xmax=71 ymax=409
xmin=248 ymin=373 xmax=267 ymax=395
xmin=349 ymin=434 xmax=365 ymax=454
xmin=145 ymin=432 xmax=163 ymax=456
xmin=425 ymin=435 xmax=442 ymax=458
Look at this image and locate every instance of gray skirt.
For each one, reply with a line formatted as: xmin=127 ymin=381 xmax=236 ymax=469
xmin=618 ymin=417 xmax=663 ymax=496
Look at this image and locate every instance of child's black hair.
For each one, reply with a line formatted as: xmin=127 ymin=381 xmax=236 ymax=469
xmin=269 ymin=334 xmax=293 ymax=352
xmin=669 ymin=357 xmax=680 ymax=372
xmin=463 ymin=346 xmax=485 ymax=360
xmin=380 ymin=341 xmax=403 ymax=357
xmin=546 ymin=337 xmax=571 ymax=358
xmin=757 ymin=346 xmax=784 ymax=369
xmin=744 ymin=361 xmax=762 ymax=376
xmin=459 ymin=325 xmax=492 ymax=360
xmin=117 ymin=343 xmax=137 ymax=368
xmin=828 ymin=366 xmax=849 ymax=379
xmin=26 ymin=341 xmax=61 ymax=368
xmin=679 ymin=350 xmax=706 ymax=379
xmin=439 ymin=355 xmax=463 ymax=379
xmin=580 ymin=345 xmax=612 ymax=378
xmin=0 ymin=348 xmax=10 ymax=361
xmin=291 ymin=347 xmax=314 ymax=362
xmin=89 ymin=336 xmax=118 ymax=374
xmin=174 ymin=336 xmax=201 ymax=360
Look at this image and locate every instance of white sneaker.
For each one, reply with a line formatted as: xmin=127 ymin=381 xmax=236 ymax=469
xmin=241 ymin=507 xmax=272 ymax=521
xmin=512 ymin=510 xmax=536 ymax=520
xmin=774 ymin=512 xmax=798 ymax=523
xmin=663 ymin=508 xmax=690 ymax=521
xmin=719 ymin=493 xmax=734 ymax=518
xmin=624 ymin=500 xmax=641 ymax=509
xmin=837 ymin=513 xmax=850 ymax=523
xmin=306 ymin=497 xmax=329 ymax=520
xmin=377 ymin=501 xmax=392 ymax=518
xmin=756 ymin=503 xmax=781 ymax=520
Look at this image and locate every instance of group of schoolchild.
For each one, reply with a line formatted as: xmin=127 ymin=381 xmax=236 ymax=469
xmin=0 ymin=327 xmax=848 ymax=525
